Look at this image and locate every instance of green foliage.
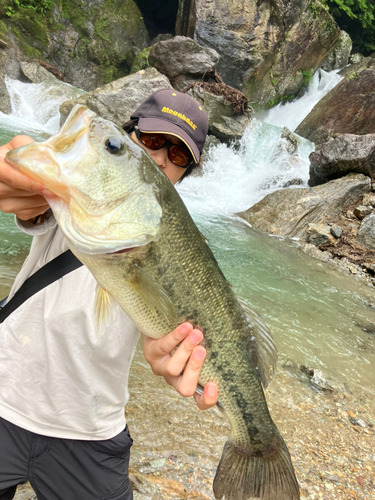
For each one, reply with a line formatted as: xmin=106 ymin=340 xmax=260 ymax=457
xmin=323 ymin=0 xmax=375 ymax=53
xmin=348 ymin=71 xmax=359 ymax=79
xmin=5 ymin=0 xmax=54 ymax=17
xmin=269 ymin=70 xmax=276 ymax=87
xmin=300 ymin=69 xmax=314 ymax=85
xmin=266 ymin=94 xmax=295 ymax=109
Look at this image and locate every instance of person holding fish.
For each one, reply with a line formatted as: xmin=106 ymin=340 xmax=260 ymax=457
xmin=0 ymin=90 xmax=218 ymax=500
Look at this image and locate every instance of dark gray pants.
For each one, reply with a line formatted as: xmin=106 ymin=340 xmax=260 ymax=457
xmin=0 ymin=417 xmax=133 ymax=500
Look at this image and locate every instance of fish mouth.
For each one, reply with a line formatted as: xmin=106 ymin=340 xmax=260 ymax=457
xmin=5 ymin=143 xmax=70 ymax=201
xmin=108 ymin=247 xmax=137 ymax=255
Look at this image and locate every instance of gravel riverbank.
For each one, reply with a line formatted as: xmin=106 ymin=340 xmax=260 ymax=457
xmin=15 ymin=344 xmax=375 ymax=500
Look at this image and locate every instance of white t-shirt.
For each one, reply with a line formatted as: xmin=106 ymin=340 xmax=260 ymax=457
xmin=0 ymin=212 xmax=139 ymax=440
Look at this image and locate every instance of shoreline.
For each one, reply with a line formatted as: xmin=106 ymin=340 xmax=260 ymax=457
xmin=14 ymin=358 xmax=375 ymax=500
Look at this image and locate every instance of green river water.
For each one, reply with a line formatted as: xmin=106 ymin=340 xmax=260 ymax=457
xmin=0 ymin=75 xmax=374 ymax=399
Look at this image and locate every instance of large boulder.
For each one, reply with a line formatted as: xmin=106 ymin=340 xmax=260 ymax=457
xmin=59 ymin=68 xmax=172 ymax=127
xmin=237 ymin=174 xmax=371 ymax=240
xmin=295 ymin=59 xmax=375 ymax=146
xmin=309 ymin=134 xmax=375 ymax=187
xmin=0 ymin=24 xmax=25 ymax=114
xmin=319 ymin=30 xmax=352 ymax=71
xmin=177 ymin=0 xmax=340 ymax=108
xmin=357 ymin=214 xmax=375 ymax=250
xmin=148 ymin=36 xmax=219 ymax=91
xmin=187 ymin=85 xmax=250 ymax=143
xmin=20 ymin=61 xmax=60 ymax=84
xmin=0 ymin=0 xmax=149 ymax=91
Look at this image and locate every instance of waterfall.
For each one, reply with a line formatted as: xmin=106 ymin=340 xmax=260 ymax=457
xmin=261 ymin=68 xmax=343 ymax=131
xmin=178 ymin=68 xmax=343 ymax=217
xmin=1 ymin=76 xmax=86 ymax=136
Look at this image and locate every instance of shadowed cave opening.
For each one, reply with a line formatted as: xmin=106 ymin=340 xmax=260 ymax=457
xmin=134 ymin=0 xmax=179 ymax=40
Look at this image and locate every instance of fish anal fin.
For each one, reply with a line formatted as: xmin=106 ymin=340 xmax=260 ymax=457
xmin=237 ymin=297 xmax=278 ymax=390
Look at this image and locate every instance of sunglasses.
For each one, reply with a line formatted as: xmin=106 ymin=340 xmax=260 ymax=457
xmin=135 ymin=127 xmax=195 ymax=169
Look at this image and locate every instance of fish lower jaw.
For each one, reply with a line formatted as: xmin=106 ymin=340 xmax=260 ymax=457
xmin=106 ymin=247 xmax=136 ymax=255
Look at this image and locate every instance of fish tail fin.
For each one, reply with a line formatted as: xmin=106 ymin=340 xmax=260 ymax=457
xmin=213 ymin=437 xmax=300 ymax=500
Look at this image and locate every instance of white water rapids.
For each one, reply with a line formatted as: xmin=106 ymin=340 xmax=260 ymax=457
xmin=1 ymin=69 xmax=375 ymax=396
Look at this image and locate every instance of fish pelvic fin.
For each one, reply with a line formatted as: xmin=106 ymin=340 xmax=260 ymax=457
xmin=237 ymin=297 xmax=277 ymax=390
xmin=213 ymin=437 xmax=300 ymax=500
xmin=94 ymin=285 xmax=116 ymax=331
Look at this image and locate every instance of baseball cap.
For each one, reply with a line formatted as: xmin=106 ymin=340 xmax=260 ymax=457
xmin=131 ymin=89 xmax=208 ymax=163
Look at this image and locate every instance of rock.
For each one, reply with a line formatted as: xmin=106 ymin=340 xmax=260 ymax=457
xmin=354 ymin=205 xmax=372 ymax=220
xmin=187 ymin=85 xmax=250 ymax=143
xmin=346 ymin=210 xmax=356 ymax=219
xmin=237 ymin=174 xmax=370 ymax=240
xmin=128 ymin=467 xmax=211 ymax=500
xmin=0 ymin=32 xmax=25 ymax=114
xmin=281 ymin=127 xmax=301 ymax=154
xmin=330 ymin=224 xmax=343 ymax=238
xmin=130 ymin=47 xmax=152 ymax=75
xmin=306 ymin=223 xmax=336 ymax=247
xmin=59 ymin=68 xmax=172 ymax=127
xmin=209 ymin=115 xmax=249 ymax=144
xmin=362 ymin=194 xmax=375 ymax=207
xmin=350 ymin=53 xmax=364 ymax=64
xmin=1 ymin=0 xmax=150 ymax=91
xmin=302 ymin=243 xmax=332 ymax=263
xmin=311 ymin=369 xmax=336 ymax=392
xmin=308 ymin=134 xmax=375 ymax=187
xmin=20 ymin=61 xmax=58 ymax=84
xmin=149 ymin=458 xmax=167 ymax=468
xmin=283 ymin=178 xmax=304 ymax=188
xmin=189 ymin=0 xmax=340 ymax=108
xmin=320 ymin=30 xmax=352 ymax=71
xmin=296 ymin=62 xmax=375 ymax=145
xmin=188 ymin=85 xmax=234 ymax=127
xmin=148 ymin=36 xmax=219 ymax=91
xmin=357 ymin=213 xmax=375 ymax=249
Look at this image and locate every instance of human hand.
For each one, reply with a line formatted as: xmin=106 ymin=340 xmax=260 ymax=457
xmin=141 ymin=323 xmax=218 ymax=410
xmin=0 ymin=135 xmax=52 ymax=220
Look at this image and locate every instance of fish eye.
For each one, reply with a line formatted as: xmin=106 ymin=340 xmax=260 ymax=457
xmin=105 ymin=137 xmax=122 ymax=154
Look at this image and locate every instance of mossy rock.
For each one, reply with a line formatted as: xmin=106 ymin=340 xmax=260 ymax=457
xmin=130 ymin=46 xmax=151 ymax=74
xmin=11 ymin=8 xmax=48 ymax=50
xmin=0 ymin=19 xmax=8 ymax=41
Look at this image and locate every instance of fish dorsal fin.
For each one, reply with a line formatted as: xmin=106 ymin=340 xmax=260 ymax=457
xmin=130 ymin=264 xmax=177 ymax=329
xmin=237 ymin=297 xmax=278 ymax=389
xmin=94 ymin=285 xmax=116 ymax=335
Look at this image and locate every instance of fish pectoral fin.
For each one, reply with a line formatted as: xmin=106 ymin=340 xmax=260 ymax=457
xmin=94 ymin=285 xmax=115 ymax=327
xmin=130 ymin=264 xmax=177 ymax=329
xmin=237 ymin=296 xmax=278 ymax=390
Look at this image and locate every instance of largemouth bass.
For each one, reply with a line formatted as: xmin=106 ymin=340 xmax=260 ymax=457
xmin=6 ymin=105 xmax=300 ymax=500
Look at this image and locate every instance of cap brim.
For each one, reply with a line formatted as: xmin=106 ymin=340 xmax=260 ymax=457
xmin=138 ymin=117 xmax=200 ymax=163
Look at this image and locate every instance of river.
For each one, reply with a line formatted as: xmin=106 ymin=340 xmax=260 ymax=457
xmin=1 ymin=70 xmax=375 ymax=500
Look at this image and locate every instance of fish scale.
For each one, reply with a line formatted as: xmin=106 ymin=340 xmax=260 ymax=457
xmin=6 ymin=104 xmax=300 ymax=500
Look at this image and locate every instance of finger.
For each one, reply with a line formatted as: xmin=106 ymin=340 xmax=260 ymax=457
xmin=1 ymin=160 xmax=46 ymax=194
xmin=16 ymin=204 xmax=51 ymax=221
xmin=165 ymin=329 xmax=203 ymax=377
xmin=0 ymin=196 xmax=50 ymax=216
xmin=194 ymin=382 xmax=218 ymax=410
xmin=141 ymin=322 xmax=193 ymax=361
xmin=173 ymin=345 xmax=206 ymax=397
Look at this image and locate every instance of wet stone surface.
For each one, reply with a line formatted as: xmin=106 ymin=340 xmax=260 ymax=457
xmin=15 ymin=344 xmax=375 ymax=500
